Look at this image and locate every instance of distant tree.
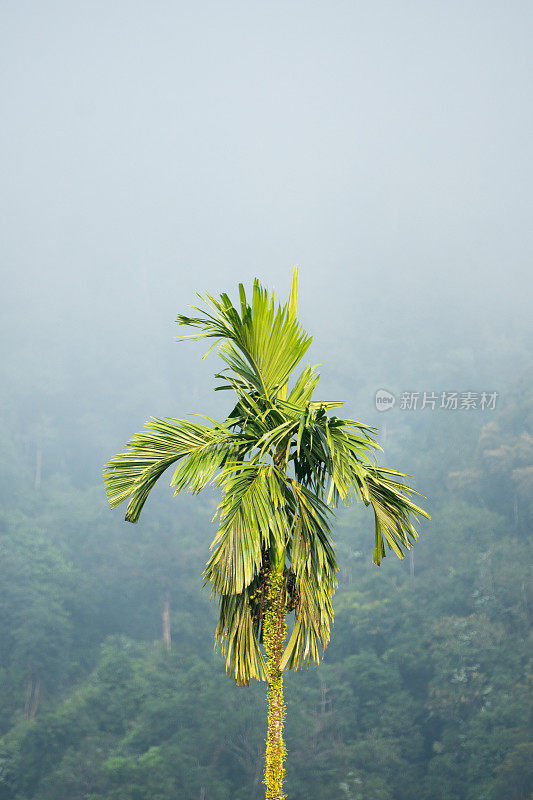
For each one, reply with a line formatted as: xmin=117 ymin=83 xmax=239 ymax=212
xmin=0 ymin=519 xmax=75 ymax=720
xmin=104 ymin=268 xmax=429 ymax=800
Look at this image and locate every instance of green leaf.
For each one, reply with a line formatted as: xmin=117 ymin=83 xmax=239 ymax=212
xmin=104 ymin=418 xmax=232 ymax=522
xmin=204 ymin=463 xmax=289 ymax=595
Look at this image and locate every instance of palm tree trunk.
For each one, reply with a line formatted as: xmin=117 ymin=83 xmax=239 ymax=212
xmin=263 ymin=552 xmax=287 ymax=800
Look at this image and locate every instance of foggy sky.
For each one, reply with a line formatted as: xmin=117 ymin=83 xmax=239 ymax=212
xmin=1 ymin=1 xmax=532 ymax=434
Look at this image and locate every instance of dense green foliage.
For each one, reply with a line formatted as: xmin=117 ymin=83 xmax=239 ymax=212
xmin=0 ymin=315 xmax=531 ymax=798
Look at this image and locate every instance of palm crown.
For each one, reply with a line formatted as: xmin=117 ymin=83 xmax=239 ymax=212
xmin=104 ymin=269 xmax=429 ymax=686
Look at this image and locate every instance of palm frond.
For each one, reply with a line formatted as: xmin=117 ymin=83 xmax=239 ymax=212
xmin=176 ymin=273 xmax=312 ymax=400
xmin=364 ymin=467 xmax=430 ymax=565
xmin=289 ymin=410 xmax=429 ymax=567
xmin=278 ymin=267 xmax=299 ymax=401
xmin=203 ymin=463 xmax=289 ymax=595
xmin=281 ymin=480 xmax=337 ymax=671
xmin=321 ymin=419 xmax=381 ymax=506
xmin=286 ymin=364 xmax=321 ymax=408
xmin=104 ymin=418 xmax=231 ymax=522
xmin=214 ymin=589 xmax=267 ymax=685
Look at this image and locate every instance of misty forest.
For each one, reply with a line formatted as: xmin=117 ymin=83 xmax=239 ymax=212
xmin=1 ymin=3 xmax=532 ymax=800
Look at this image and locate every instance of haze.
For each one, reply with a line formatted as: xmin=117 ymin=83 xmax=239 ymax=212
xmin=2 ymin=2 xmax=531 ymax=425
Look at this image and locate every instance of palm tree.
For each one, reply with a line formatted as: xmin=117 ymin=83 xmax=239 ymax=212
xmin=104 ymin=268 xmax=429 ymax=800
